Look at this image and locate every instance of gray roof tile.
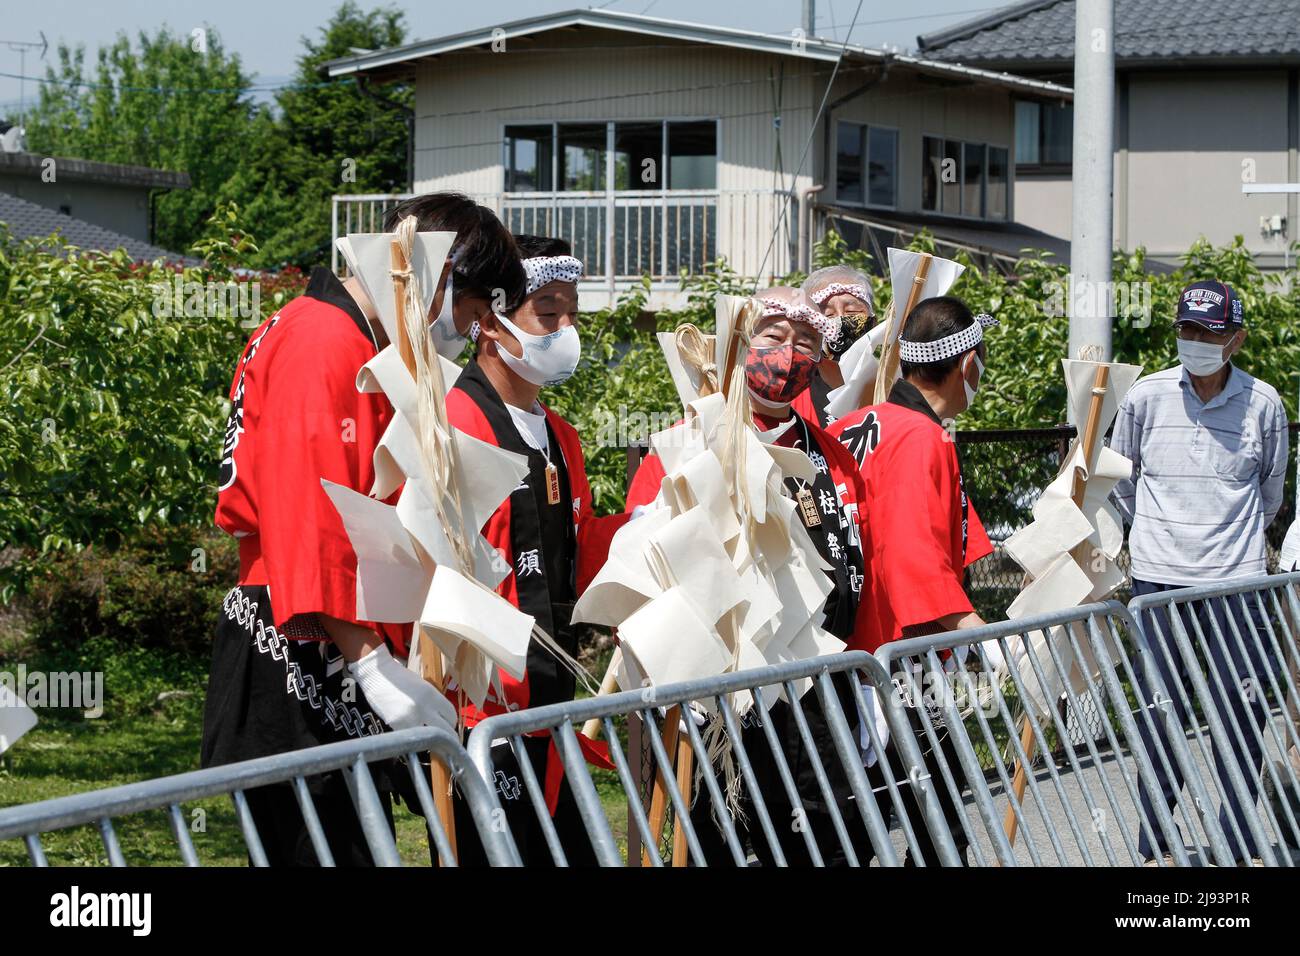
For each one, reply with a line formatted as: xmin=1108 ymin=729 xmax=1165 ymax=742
xmin=919 ymin=0 xmax=1300 ymax=66
xmin=0 ymin=191 xmax=189 ymax=263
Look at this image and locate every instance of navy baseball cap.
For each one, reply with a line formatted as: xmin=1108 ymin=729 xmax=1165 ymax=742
xmin=1175 ymin=280 xmax=1243 ymax=333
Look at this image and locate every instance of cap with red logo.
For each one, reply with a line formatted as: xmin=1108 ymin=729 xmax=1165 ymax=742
xmin=1174 ymin=280 xmax=1243 ymax=333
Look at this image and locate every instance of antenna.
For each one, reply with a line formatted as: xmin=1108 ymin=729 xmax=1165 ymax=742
xmin=2 ymin=32 xmax=48 ymax=128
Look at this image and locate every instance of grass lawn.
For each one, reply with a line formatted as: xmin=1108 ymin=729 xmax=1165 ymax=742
xmin=1 ymin=660 xmax=637 ymax=866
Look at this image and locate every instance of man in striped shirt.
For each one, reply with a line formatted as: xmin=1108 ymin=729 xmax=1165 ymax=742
xmin=1111 ymin=280 xmax=1287 ymax=864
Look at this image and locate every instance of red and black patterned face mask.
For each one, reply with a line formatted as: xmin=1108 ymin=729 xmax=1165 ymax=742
xmin=745 ymin=344 xmax=818 ymax=405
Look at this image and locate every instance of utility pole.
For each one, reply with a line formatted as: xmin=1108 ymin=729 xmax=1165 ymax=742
xmin=1068 ymin=0 xmax=1115 ymax=364
xmin=803 ymin=0 xmax=816 ymax=38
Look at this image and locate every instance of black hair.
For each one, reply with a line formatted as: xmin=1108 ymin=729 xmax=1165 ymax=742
xmin=383 ymin=192 xmax=526 ymax=311
xmin=898 ymin=295 xmax=985 ymax=386
xmin=514 ymin=234 xmax=572 ymax=259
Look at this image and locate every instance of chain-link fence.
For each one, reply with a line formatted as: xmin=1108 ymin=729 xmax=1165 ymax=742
xmin=960 ymin=422 xmax=1300 ymax=621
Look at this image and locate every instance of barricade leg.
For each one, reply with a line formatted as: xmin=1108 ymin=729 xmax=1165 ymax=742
xmin=1130 ymin=581 xmax=1212 ymax=860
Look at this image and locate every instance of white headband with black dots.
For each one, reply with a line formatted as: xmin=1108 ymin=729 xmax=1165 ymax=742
xmin=809 ymin=282 xmax=872 ymax=308
xmin=470 ymin=254 xmax=585 ymax=342
xmin=524 ymin=255 xmax=583 ymax=295
xmin=758 ymin=296 xmax=841 ymax=343
xmin=898 ymin=313 xmax=998 ymax=364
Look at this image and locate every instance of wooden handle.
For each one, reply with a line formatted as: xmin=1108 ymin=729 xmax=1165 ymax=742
xmin=642 ymin=705 xmax=683 ymax=866
xmin=581 ymin=647 xmax=622 ymax=740
xmin=873 ymin=254 xmax=933 ymax=405
xmin=419 ymin=631 xmax=458 ymax=861
xmin=1001 ymin=715 xmax=1037 ymax=851
xmin=671 ymin=732 xmax=694 ymax=867
xmin=1068 ymin=363 xmax=1111 ymax=566
xmin=1003 ymin=368 xmax=1109 ymax=852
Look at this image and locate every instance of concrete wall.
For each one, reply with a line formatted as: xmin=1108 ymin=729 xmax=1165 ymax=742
xmin=0 ymin=175 xmax=153 ymax=242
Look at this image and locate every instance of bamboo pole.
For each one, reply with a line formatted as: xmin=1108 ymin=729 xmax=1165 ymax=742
xmin=873 ymin=253 xmax=933 ymax=406
xmin=392 ymin=238 xmax=458 ymax=860
xmin=1003 ymin=363 xmax=1111 ymax=849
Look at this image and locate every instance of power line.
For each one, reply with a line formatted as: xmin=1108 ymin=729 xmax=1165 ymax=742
xmin=0 ymin=69 xmax=347 ymax=95
xmin=753 ymin=0 xmax=865 ymax=288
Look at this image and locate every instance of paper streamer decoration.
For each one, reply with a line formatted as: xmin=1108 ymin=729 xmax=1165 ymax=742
xmin=1004 ymin=358 xmax=1143 ymax=717
xmin=0 ymin=683 xmax=37 ymax=756
xmin=575 ymin=294 xmax=847 ymax=712
xmin=321 ymin=227 xmax=540 ymax=711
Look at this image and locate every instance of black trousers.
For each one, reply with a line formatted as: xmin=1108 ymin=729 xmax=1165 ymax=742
xmin=680 ymin=674 xmax=867 ymax=867
xmin=446 ymin=735 xmax=597 ymax=867
xmin=241 ymin=774 xmax=396 ymax=867
xmin=867 ymin=702 xmax=972 ymax=866
xmin=683 ymin=698 xmax=973 ymax=867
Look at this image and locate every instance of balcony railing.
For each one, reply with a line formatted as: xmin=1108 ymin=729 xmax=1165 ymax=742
xmin=331 ymin=189 xmax=796 ymax=292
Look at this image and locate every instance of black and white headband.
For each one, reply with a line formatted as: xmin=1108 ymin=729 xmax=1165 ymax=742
xmin=898 ymin=313 xmax=998 ymax=364
xmin=809 ymin=281 xmax=872 ymax=308
xmin=469 ymin=254 xmax=585 ymax=341
xmin=524 ymin=255 xmax=583 ymax=295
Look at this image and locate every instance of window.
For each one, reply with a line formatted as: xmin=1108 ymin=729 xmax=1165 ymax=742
xmin=836 ymin=122 xmax=864 ymax=203
xmin=503 ymin=121 xmax=717 ymax=193
xmin=922 ymin=136 xmax=942 ymax=212
xmin=835 ymin=122 xmax=897 ymax=207
xmin=962 ymin=143 xmax=984 ymax=218
xmin=922 ymin=135 xmax=1008 ymax=220
xmin=559 ymin=124 xmax=607 ymax=192
xmin=503 ymin=125 xmax=553 ymax=192
xmin=667 ymin=121 xmax=717 ymax=189
xmin=867 ymin=127 xmax=897 ymax=207
xmin=613 ymin=122 xmax=660 ymax=190
xmin=1015 ymin=100 xmax=1073 ymax=166
xmin=987 ymin=147 xmax=1008 ymax=220
xmin=943 ymin=139 xmax=961 ymax=213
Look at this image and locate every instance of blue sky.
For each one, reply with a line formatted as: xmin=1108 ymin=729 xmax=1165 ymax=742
xmin=0 ymin=0 xmax=997 ymax=120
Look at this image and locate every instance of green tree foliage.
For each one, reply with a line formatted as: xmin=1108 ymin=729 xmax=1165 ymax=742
xmin=23 ymin=3 xmax=411 ymax=268
xmin=24 ymin=28 xmax=261 ymax=256
xmin=0 ymin=204 xmax=302 ymax=596
xmin=223 ymin=1 xmax=411 ymax=269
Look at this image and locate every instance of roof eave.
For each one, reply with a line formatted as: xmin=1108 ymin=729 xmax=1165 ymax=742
xmin=322 ymin=10 xmax=850 ymax=78
xmin=0 ymin=151 xmax=190 ymax=190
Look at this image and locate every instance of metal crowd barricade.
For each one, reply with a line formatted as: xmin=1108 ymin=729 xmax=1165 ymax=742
xmin=466 ymin=653 xmax=975 ymax=867
xmin=870 ymin=601 xmax=1213 ymax=867
xmin=0 ymin=727 xmax=519 ymax=867
xmin=1127 ymin=572 xmax=1300 ymax=866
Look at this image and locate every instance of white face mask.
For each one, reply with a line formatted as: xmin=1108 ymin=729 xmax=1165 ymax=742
xmin=1177 ymin=338 xmax=1229 ymax=376
xmin=962 ymin=352 xmax=984 ymax=409
xmin=429 ymin=269 xmax=467 ymax=360
xmin=493 ymin=311 xmax=581 ymax=386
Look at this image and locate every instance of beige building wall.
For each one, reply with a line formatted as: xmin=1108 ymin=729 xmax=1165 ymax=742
xmin=829 ymin=71 xmax=1016 ymax=216
xmin=1124 ymin=71 xmax=1291 ymax=262
xmin=410 ymin=32 xmax=819 ymax=280
xmin=1013 ymin=70 xmax=1298 ymax=267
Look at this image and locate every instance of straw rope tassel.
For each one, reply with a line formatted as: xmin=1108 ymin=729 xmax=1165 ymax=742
xmin=390 ymin=227 xmax=459 ymax=860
